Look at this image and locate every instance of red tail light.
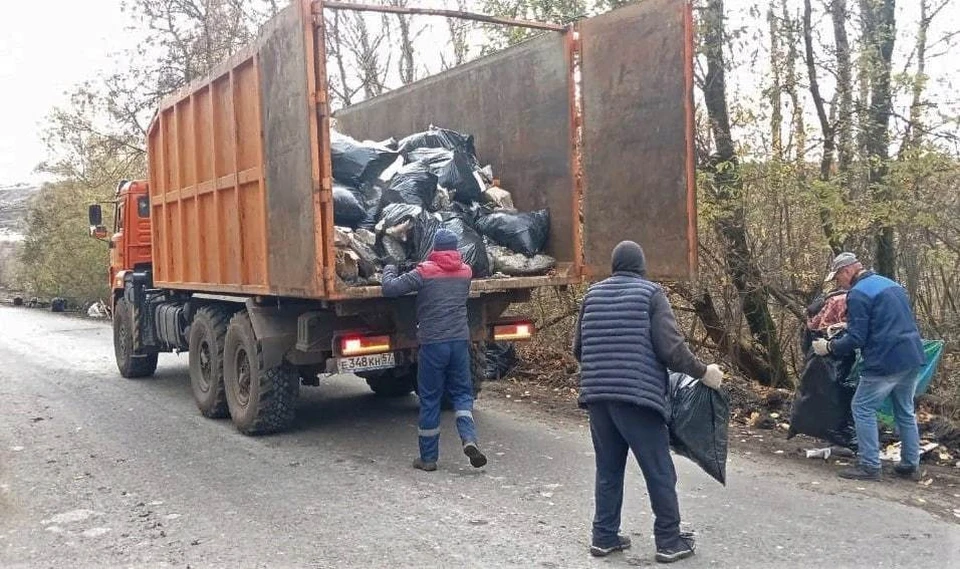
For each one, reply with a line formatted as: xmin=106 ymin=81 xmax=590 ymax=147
xmin=493 ymin=322 xmax=534 ymax=341
xmin=340 ymin=335 xmax=392 ymax=356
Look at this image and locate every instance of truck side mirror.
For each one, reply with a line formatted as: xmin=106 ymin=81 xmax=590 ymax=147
xmin=88 ymin=204 xmax=103 ymax=226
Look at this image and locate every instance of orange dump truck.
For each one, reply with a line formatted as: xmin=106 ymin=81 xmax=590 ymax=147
xmin=87 ymin=0 xmax=697 ymax=435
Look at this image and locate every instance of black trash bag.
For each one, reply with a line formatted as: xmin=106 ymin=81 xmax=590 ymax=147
xmin=382 ymin=162 xmax=438 ymax=208
xmin=378 ymin=202 xmax=423 ymax=229
xmin=397 ymin=126 xmax=479 ymax=165
xmin=407 ymin=148 xmax=485 ymax=204
xmin=475 ymin=209 xmax=550 ymax=257
xmin=449 ymin=201 xmax=488 ymax=226
xmin=412 ymin=211 xmax=442 ymax=262
xmin=668 ymin=372 xmax=730 ymax=485
xmin=484 ymin=342 xmax=517 ymax=380
xmin=331 ymin=131 xmax=400 ymax=186
xmin=50 ymin=297 xmax=66 ymax=313
xmin=376 ymin=203 xmax=424 ymax=263
xmin=788 ymin=348 xmax=858 ymax=450
xmin=441 ymin=213 xmax=491 ymax=277
xmin=351 ymin=180 xmax=384 ymax=231
xmin=333 ymin=182 xmax=367 ymax=227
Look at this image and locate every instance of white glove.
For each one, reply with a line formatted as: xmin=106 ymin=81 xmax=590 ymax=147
xmin=812 ymin=338 xmax=831 ymax=356
xmin=701 ymin=364 xmax=723 ymax=390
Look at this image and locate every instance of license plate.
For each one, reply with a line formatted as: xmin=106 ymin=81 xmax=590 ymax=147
xmin=337 ymin=352 xmax=397 ymax=374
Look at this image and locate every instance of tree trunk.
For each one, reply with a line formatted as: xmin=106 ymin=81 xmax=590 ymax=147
xmin=781 ymin=1 xmax=806 ymax=172
xmin=859 ymin=0 xmax=897 ymax=277
xmin=803 ymin=0 xmax=843 ymax=254
xmin=768 ymin=6 xmax=784 ymax=161
xmin=831 ymin=0 xmax=854 ymax=180
xmin=701 ymin=0 xmax=787 ymax=387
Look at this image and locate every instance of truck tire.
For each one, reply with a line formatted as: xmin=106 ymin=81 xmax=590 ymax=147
xmin=113 ymin=298 xmax=158 ymax=378
xmin=223 ymin=311 xmax=298 ymax=435
xmin=364 ymin=369 xmax=416 ymax=397
xmin=188 ymin=306 xmax=232 ymax=419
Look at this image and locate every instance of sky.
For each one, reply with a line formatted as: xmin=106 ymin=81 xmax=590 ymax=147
xmin=1 ymin=0 xmax=959 ymax=187
xmin=0 ymin=0 xmax=131 ymax=187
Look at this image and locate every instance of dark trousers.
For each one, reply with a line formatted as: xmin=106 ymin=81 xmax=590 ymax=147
xmin=417 ymin=341 xmax=478 ymax=462
xmin=588 ymin=401 xmax=682 ymax=550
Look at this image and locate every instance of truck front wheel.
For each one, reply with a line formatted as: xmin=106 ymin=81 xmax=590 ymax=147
xmin=188 ymin=306 xmax=232 ymax=418
xmin=223 ymin=311 xmax=299 ymax=435
xmin=113 ymin=298 xmax=158 ymax=378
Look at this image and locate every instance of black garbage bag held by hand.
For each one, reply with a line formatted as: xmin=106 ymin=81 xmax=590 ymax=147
xmin=668 ymin=372 xmax=730 ymax=485
xmin=787 ymin=346 xmax=858 ymax=450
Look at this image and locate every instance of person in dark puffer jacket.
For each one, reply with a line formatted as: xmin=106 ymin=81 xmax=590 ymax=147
xmin=382 ymin=228 xmax=487 ymax=472
xmin=574 ymin=240 xmax=723 ymax=563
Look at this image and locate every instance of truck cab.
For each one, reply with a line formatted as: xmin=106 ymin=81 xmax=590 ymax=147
xmin=89 ymin=180 xmax=153 ymax=306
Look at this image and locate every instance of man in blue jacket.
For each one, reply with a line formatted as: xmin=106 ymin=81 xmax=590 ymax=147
xmin=813 ymin=252 xmax=926 ymax=481
xmin=574 ymin=241 xmax=723 ymax=563
xmin=382 ymin=228 xmax=487 ymax=472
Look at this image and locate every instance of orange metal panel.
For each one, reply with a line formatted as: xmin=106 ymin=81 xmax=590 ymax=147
xmin=229 ymin=69 xmax=246 ymax=285
xmin=301 ymin=0 xmax=329 ymax=297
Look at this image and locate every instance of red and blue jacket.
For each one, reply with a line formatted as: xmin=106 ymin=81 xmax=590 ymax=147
xmin=382 ymin=250 xmax=472 ymax=345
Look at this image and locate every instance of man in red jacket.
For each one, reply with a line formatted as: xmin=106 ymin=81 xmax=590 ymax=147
xmin=382 ymin=228 xmax=487 ymax=472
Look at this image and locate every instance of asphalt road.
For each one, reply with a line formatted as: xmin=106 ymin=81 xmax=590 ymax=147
xmin=1 ymin=305 xmax=959 ymax=568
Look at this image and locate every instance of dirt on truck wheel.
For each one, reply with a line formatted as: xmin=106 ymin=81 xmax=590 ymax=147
xmin=188 ymin=305 xmax=233 ymax=419
xmin=223 ymin=311 xmax=299 ymax=435
xmin=113 ymin=298 xmax=158 ymax=378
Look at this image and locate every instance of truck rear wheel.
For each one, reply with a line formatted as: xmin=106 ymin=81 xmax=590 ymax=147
xmin=223 ymin=311 xmax=299 ymax=435
xmin=113 ymin=298 xmax=158 ymax=378
xmin=188 ymin=306 xmax=232 ymax=418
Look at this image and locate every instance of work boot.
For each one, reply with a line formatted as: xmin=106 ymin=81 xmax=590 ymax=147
xmin=894 ymin=463 xmax=922 ymax=481
xmin=590 ymin=535 xmax=631 ymax=557
xmin=412 ymin=458 xmax=437 ymax=472
xmin=463 ymin=442 xmax=487 ymax=468
xmin=656 ymin=534 xmax=696 ymax=563
xmin=838 ymin=465 xmax=881 ymax=481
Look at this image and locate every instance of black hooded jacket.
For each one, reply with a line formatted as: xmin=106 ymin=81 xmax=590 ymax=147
xmin=573 ymin=241 xmax=707 ymax=418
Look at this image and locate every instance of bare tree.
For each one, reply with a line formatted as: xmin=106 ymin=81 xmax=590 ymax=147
xmin=701 ymin=0 xmax=787 ymax=387
xmin=858 ymin=0 xmax=897 ymax=277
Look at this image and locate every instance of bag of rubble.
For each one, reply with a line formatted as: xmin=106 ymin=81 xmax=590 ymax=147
xmin=331 ymin=131 xmax=400 ymax=187
xmin=381 ymin=162 xmax=438 ymax=209
xmin=376 ymin=203 xmax=425 ymax=266
xmin=488 ymin=245 xmax=556 ymax=276
xmin=407 ymin=147 xmax=485 ymax=204
xmin=668 ymin=372 xmax=729 ymax=485
xmin=335 ymin=227 xmax=381 ymax=284
xmin=476 ymin=209 xmax=550 ymax=257
xmin=397 ymin=125 xmax=479 ymax=165
xmin=481 ymin=186 xmax=514 ymax=210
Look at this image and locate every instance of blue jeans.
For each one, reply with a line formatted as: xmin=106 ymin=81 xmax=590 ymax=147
xmin=852 ymin=367 xmax=921 ymax=471
xmin=417 ymin=341 xmax=477 ymax=462
xmin=588 ymin=402 xmax=682 ymax=550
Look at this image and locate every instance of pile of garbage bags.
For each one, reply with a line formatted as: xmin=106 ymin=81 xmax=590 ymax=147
xmin=331 ymin=125 xmax=555 ymax=285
